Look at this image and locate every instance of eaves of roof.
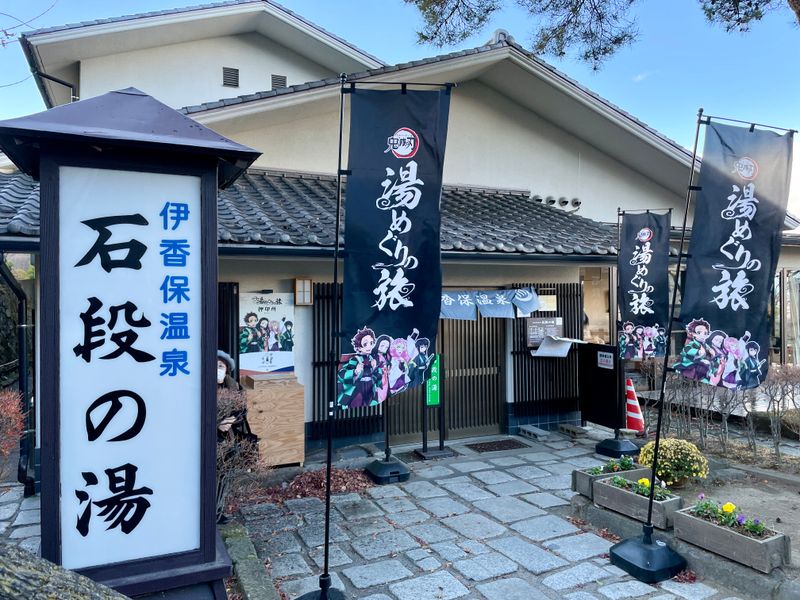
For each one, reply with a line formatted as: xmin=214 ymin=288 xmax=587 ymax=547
xmin=180 ymin=37 xmax=692 ymax=165
xmin=22 ymin=0 xmax=384 ymax=65
xmin=20 ymin=0 xmax=385 ymax=108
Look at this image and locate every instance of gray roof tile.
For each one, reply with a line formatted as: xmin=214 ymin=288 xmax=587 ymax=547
xmin=0 ymin=173 xmax=39 ymax=236
xmin=0 ymin=169 xmax=617 ymax=257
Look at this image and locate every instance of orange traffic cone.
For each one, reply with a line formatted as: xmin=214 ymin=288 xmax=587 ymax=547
xmin=625 ymin=378 xmax=646 ymax=433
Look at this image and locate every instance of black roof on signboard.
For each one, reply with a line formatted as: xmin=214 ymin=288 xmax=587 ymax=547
xmin=0 ymin=88 xmax=260 ymax=189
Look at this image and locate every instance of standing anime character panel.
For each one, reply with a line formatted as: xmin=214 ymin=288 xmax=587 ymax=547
xmin=238 ymin=292 xmax=296 ymax=374
xmin=337 ymin=327 xmax=433 ymax=409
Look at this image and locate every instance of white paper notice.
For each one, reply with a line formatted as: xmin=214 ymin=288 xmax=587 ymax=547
xmin=531 ymin=336 xmax=586 ymax=358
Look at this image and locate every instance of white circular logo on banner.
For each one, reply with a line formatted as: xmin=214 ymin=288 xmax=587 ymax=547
xmin=386 ymin=127 xmax=419 ymax=159
xmin=637 ymin=227 xmax=653 ymax=243
xmin=734 ymin=157 xmax=759 ymax=180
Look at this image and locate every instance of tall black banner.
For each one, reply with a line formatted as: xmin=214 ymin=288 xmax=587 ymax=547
xmin=338 ymin=88 xmax=451 ymax=409
xmin=618 ymin=211 xmax=671 ymax=360
xmin=676 ymin=122 xmax=793 ymax=390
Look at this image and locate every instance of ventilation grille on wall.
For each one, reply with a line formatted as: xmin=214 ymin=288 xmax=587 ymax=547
xmin=271 ymin=74 xmax=287 ymax=89
xmin=222 ymin=67 xmax=239 ymax=87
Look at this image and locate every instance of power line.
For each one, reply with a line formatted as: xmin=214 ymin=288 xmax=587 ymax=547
xmin=0 ymin=75 xmax=31 ymax=88
xmin=0 ymin=0 xmax=60 ymax=32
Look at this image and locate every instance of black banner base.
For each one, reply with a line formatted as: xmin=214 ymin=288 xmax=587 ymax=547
xmin=595 ymin=438 xmax=640 ymax=458
xmin=610 ymin=526 xmax=686 ymax=583
xmin=297 ymin=574 xmax=347 ymax=600
xmin=365 ymin=456 xmax=411 ymax=485
xmin=296 ymin=589 xmax=347 ymax=600
xmin=414 ymin=447 xmax=455 ymax=460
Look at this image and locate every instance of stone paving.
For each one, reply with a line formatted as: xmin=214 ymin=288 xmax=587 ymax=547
xmin=243 ymin=434 xmax=746 ymax=600
xmin=0 ymin=483 xmax=40 ymax=555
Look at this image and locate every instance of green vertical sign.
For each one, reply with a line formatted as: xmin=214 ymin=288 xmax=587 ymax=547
xmin=426 ymin=355 xmax=440 ymax=406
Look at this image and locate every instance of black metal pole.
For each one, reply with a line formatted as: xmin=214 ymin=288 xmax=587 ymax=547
xmin=700 ymin=114 xmax=796 ymax=133
xmin=346 ymin=81 xmax=456 ymax=89
xmin=608 ymin=112 xmax=702 ymax=583
xmin=384 ymin=389 xmax=392 ymax=461
xmin=438 ymin=353 xmax=446 ymax=451
xmin=305 ymin=73 xmax=348 ymax=600
xmin=0 ymin=256 xmax=33 ymax=493
xmin=616 ymin=207 xmax=623 ymax=438
xmin=596 ymin=211 xmax=639 ymax=458
xmin=644 ymin=108 xmax=705 ymax=532
xmin=421 ymin=379 xmax=429 ymax=454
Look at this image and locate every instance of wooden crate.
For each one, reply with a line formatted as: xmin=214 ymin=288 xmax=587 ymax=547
xmin=241 ymin=372 xmax=305 ymax=467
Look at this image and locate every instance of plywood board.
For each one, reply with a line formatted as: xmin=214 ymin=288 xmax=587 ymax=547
xmin=243 ymin=375 xmax=305 ymax=467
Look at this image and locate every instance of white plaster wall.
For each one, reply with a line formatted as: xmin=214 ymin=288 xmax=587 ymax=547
xmin=79 ymin=33 xmax=333 ymax=109
xmin=214 ymin=80 xmax=683 ymax=224
xmin=219 ymin=256 xmax=581 ymax=423
xmin=779 ymin=245 xmax=800 ymax=269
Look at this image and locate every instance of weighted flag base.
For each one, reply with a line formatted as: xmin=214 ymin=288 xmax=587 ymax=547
xmin=610 ymin=525 xmax=686 ymax=583
xmin=296 ymin=574 xmax=346 ymax=600
xmin=365 ymin=456 xmax=410 ymax=485
xmin=296 ymin=591 xmax=346 ymax=600
xmin=595 ymin=437 xmax=639 ymax=458
xmin=414 ymin=447 xmax=455 ymax=460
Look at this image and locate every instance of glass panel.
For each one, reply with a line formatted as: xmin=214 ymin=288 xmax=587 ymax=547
xmin=580 ymin=266 xmax=610 ymax=343
xmin=788 ymin=270 xmax=800 ymax=364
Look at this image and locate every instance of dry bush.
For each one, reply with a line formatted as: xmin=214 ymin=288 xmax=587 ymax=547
xmin=0 ymin=389 xmax=24 ymax=480
xmin=762 ymin=365 xmax=800 ymax=463
xmin=216 ymin=388 xmax=266 ymax=521
xmin=785 ymin=408 xmax=800 ymax=440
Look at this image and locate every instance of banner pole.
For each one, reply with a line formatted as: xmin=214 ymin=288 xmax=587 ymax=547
xmin=609 ymin=109 xmax=705 ymax=582
xmin=300 ymin=74 xmax=348 ymax=600
xmin=596 ymin=208 xmax=638 ymax=457
xmin=616 ymin=207 xmax=623 ymax=439
xmin=422 ymin=377 xmax=429 ymax=453
xmin=384 ymin=390 xmax=392 ymax=462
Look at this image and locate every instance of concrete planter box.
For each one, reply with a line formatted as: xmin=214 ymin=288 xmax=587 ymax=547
xmin=593 ymin=478 xmax=682 ymax=529
xmin=673 ymin=508 xmax=791 ymax=573
xmin=571 ymin=465 xmax=651 ymax=501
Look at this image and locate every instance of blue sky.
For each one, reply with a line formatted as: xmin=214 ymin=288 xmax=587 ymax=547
xmin=1 ymin=0 xmax=798 ymax=151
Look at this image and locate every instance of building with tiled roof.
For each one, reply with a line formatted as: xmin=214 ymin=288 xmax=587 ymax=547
xmin=4 ymin=1 xmax=800 ymax=450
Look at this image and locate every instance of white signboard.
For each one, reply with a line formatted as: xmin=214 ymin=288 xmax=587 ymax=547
xmin=59 ymin=167 xmax=201 ymax=569
xmin=238 ymin=292 xmax=295 ymax=375
xmin=597 ymin=351 xmax=615 ymax=370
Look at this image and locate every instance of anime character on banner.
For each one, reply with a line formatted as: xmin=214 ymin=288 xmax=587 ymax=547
xmin=674 ymin=319 xmax=765 ymax=390
xmin=337 ymin=327 xmax=433 ymax=409
xmin=618 ymin=321 xmax=666 ymax=360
